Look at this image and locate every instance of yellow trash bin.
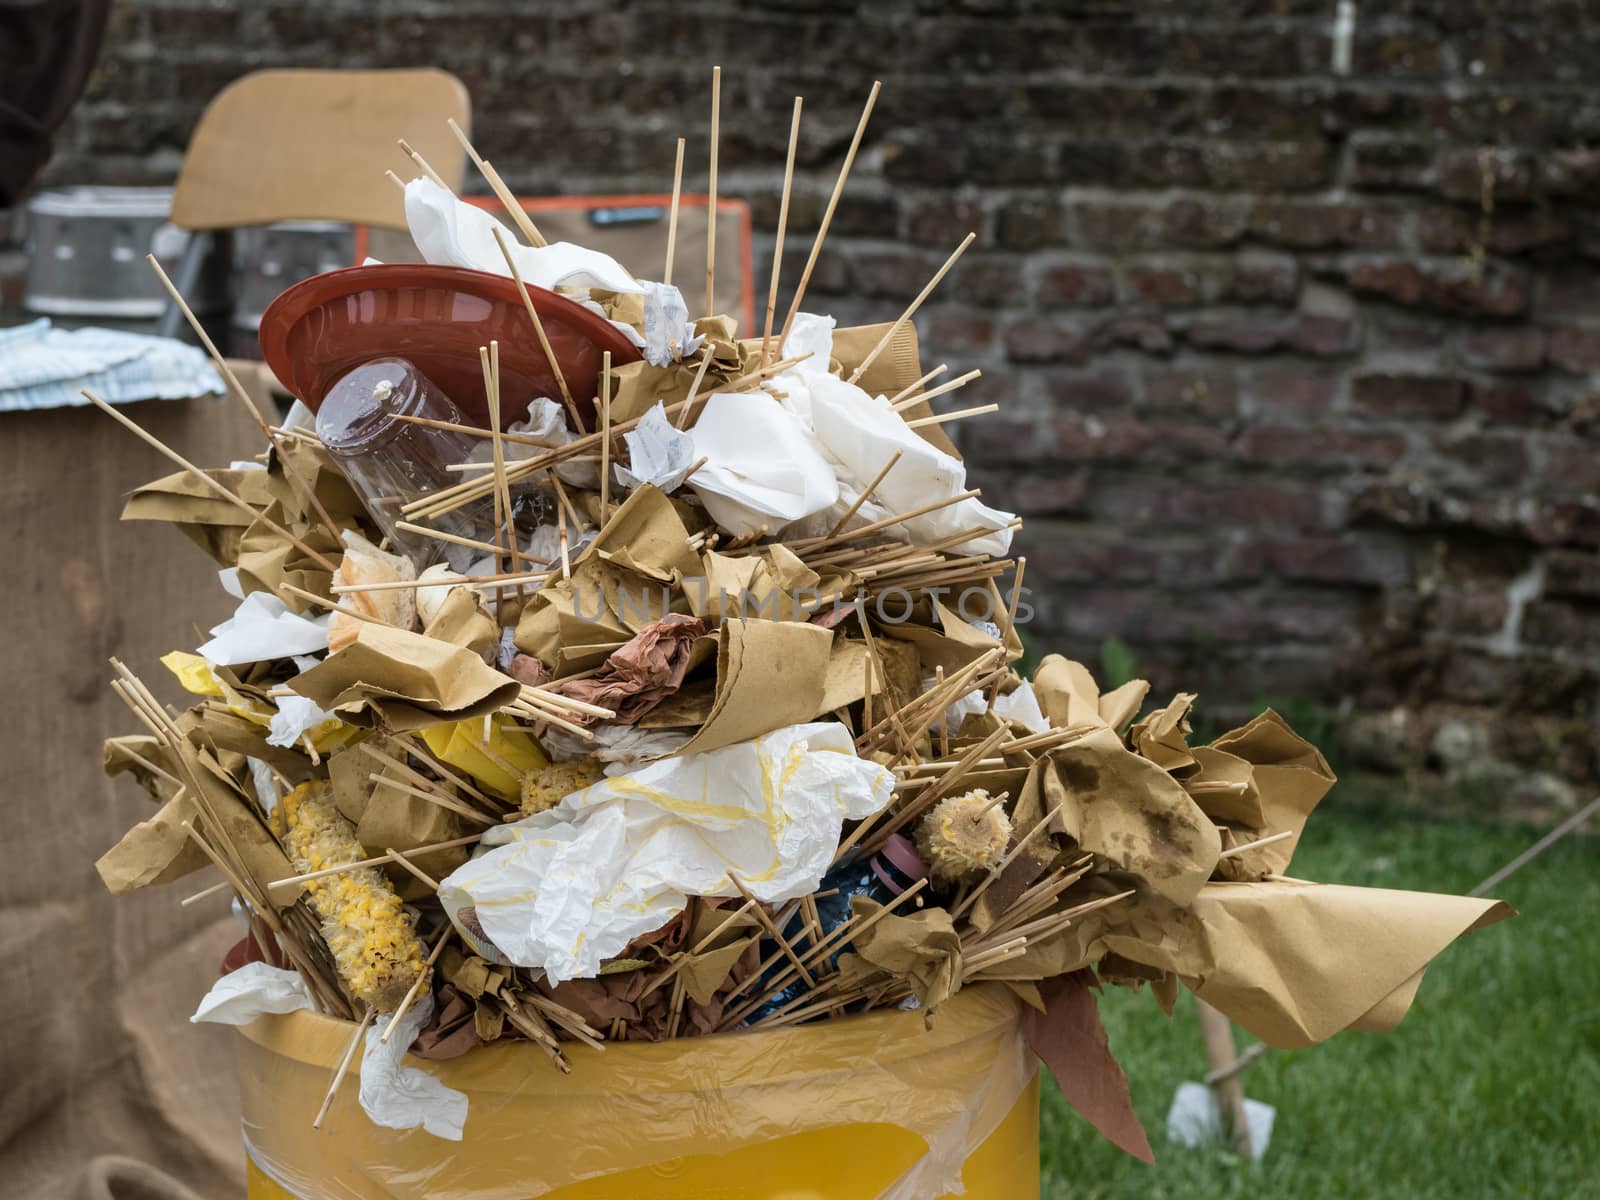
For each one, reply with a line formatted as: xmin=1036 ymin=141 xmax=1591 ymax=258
xmin=237 ymin=983 xmax=1039 ymax=1199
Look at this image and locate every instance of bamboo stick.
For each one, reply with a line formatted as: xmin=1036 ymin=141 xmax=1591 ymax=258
xmin=762 ymin=96 xmax=803 ymax=368
xmin=380 ymin=927 xmax=453 ymax=1044
xmin=848 ymin=233 xmax=976 ymax=385
xmin=664 ymin=137 xmax=686 ymax=287
xmin=397 ymin=138 xmax=449 ymax=190
xmin=777 ymin=81 xmax=881 ymax=347
xmin=825 ymin=449 xmax=903 ymax=538
xmin=705 ymin=65 xmax=721 ymax=321
xmin=491 ymin=226 xmax=582 ymax=430
xmin=312 ymin=1006 xmax=374 ymax=1129
xmin=905 ymin=403 xmax=999 ymax=430
xmin=890 ymin=367 xmax=982 ymax=412
xmin=447 ymin=117 xmax=548 ymax=247
xmin=85 ymin=392 xmax=337 ymax=572
xmin=887 ymin=364 xmax=947 ymax=407
xmin=268 ymin=834 xmax=485 ymax=890
xmin=599 ymin=351 xmax=612 ymax=518
xmin=145 ymin=254 xmax=343 ymax=546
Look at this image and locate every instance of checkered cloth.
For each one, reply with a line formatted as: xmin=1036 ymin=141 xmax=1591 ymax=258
xmin=0 ymin=318 xmax=224 ymax=412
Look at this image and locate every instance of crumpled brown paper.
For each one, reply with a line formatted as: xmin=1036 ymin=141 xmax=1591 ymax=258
xmin=290 ymin=624 xmax=520 ymax=732
xmin=546 ymin=613 xmax=705 ymax=727
xmin=673 ymin=617 xmax=834 ymax=755
xmin=1024 ymin=971 xmax=1153 ymax=1163
xmin=846 ymin=898 xmax=964 ymax=1008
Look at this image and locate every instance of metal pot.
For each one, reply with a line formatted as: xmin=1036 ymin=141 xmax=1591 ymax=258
xmin=22 ymin=187 xmax=230 ymax=318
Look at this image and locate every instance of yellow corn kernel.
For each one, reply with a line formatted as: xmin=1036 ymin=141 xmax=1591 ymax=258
xmin=520 ymin=759 xmax=605 ymax=818
xmin=281 ymin=781 xmax=427 ymax=1011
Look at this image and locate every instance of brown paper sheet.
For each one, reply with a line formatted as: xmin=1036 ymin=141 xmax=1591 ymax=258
xmin=848 ymin=898 xmax=963 ymax=1008
xmin=673 ymin=618 xmax=835 ymax=755
xmin=1024 ymin=972 xmax=1154 ymax=1163
xmin=290 ymin=624 xmax=520 ymax=732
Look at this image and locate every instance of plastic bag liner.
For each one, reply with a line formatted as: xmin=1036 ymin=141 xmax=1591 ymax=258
xmin=237 ymin=984 xmax=1037 ymax=1200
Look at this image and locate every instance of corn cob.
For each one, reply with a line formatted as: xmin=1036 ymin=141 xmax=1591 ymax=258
xmin=520 ymin=760 xmax=606 ymax=817
xmin=280 ymin=781 xmax=427 ymax=1011
xmin=915 ymin=788 xmax=1013 ymax=883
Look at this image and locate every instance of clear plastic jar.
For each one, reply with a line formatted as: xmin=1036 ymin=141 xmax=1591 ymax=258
xmin=316 ymin=357 xmax=499 ymax=567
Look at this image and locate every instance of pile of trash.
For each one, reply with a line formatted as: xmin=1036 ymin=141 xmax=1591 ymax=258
xmin=93 ymin=94 xmax=1510 ymax=1159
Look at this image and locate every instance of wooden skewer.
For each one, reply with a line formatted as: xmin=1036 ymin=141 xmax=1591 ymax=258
xmin=599 ymin=351 xmax=613 ymax=518
xmin=978 ymin=791 xmax=1011 ymax=817
xmin=675 ymin=345 xmax=715 ymax=430
xmin=268 ymin=834 xmax=485 ymax=890
xmin=446 ymin=117 xmax=548 ymax=248
xmin=393 ymin=412 xmax=560 ymax=450
xmin=380 ymin=926 xmax=453 ymax=1044
xmin=1219 ymin=829 xmax=1294 ymax=859
xmin=180 ymin=879 xmax=230 ymax=907
xmin=890 ymin=367 xmax=983 ymax=412
xmin=145 ymin=254 xmax=343 ymax=546
xmin=848 ymin=233 xmax=976 ymax=385
xmin=277 ymin=583 xmax=388 ymax=625
xmin=825 ymin=449 xmax=903 ymax=538
xmin=386 ymin=168 xmax=407 ymax=192
xmin=393 ymin=520 xmax=503 ymax=557
xmin=705 ymin=65 xmax=721 ymax=321
xmin=887 ymin=364 xmax=948 ymax=407
xmin=664 ymin=137 xmax=686 ymax=287
xmin=778 ymin=80 xmax=881 ymax=347
xmin=312 ymin=1005 xmax=375 ymax=1129
xmin=905 ymin=403 xmax=999 ymax=430
xmin=387 ymin=735 xmax=499 ymax=807
xmin=935 ymin=666 xmax=950 ymax=757
xmin=989 ymin=556 xmax=1027 ymax=703
xmin=397 ymin=138 xmax=449 ymax=190
xmin=84 ymin=392 xmax=337 ymax=572
xmin=482 ymin=342 xmax=521 ymax=578
xmin=403 ymin=354 xmax=810 ymax=518
xmin=762 ymin=96 xmax=803 ymax=368
xmin=491 ymin=226 xmax=582 ymax=430
xmin=727 ymin=874 xmax=814 ymax=986
xmin=366 ymin=774 xmax=496 ymax=827
xmin=385 ymin=847 xmax=441 ymax=891
xmin=813 ymin=488 xmax=982 ymax=551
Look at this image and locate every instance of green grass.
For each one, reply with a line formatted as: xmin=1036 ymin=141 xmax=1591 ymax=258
xmin=1039 ymin=804 xmax=1600 ymax=1199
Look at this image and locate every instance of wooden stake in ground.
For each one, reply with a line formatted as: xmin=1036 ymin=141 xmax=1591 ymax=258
xmin=1196 ymin=999 xmax=1254 ymax=1157
xmin=664 ymin=137 xmax=685 ymax=288
xmin=762 ymin=96 xmax=803 ymax=368
xmin=778 ymin=81 xmax=881 ymax=347
xmin=705 ymin=65 xmax=721 ymax=320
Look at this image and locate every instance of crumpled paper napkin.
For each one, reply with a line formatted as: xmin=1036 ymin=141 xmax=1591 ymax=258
xmin=439 ymin=722 xmax=893 ymax=982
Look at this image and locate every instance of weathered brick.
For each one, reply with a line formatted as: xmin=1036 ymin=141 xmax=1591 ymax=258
xmin=1540 ymin=441 xmax=1600 ymax=499
xmin=1349 ymin=138 xmax=1434 ymax=192
xmin=848 ymin=250 xmax=948 ymax=300
xmin=1522 ymin=598 xmax=1600 ymax=651
xmin=997 ymin=197 xmax=1063 ymax=250
xmin=1089 ymin=476 xmax=1326 ymax=531
xmin=1291 ymin=313 xmax=1361 ymax=357
xmin=1036 ymin=258 xmax=1116 ymax=308
xmin=923 ymin=308 xmax=997 ymax=353
xmin=1235 ymin=426 xmax=1408 ymax=471
xmin=1235 ymin=535 xmax=1413 ymax=587
xmin=1417 ymin=205 xmax=1572 ymax=255
xmin=1071 ymin=197 xmax=1247 ymax=252
xmin=1037 ymin=367 xmax=1137 ymax=415
xmin=905 ymin=197 xmax=984 ymax=246
xmin=1351 ymin=374 xmax=1466 ymax=420
xmin=1468 ymin=381 xmax=1556 ymax=427
xmin=1054 ymin=416 xmax=1228 ymax=463
xmin=958 ymin=417 xmax=1054 ymax=465
xmin=1002 ymin=316 xmax=1087 ymax=364
xmin=1435 ymin=587 xmax=1512 ymax=636
xmin=1440 ymin=433 xmax=1533 ymax=486
xmin=1013 ymin=470 xmax=1091 ymax=516
xmin=1544 ymin=549 xmax=1600 ymax=598
xmin=1545 ymin=326 xmax=1600 ymax=375
xmin=1347 ymin=258 xmax=1531 ymax=317
xmin=1090 ymin=313 xmax=1174 ymax=355
xmin=1184 ymin=316 xmax=1285 ymax=354
xmin=951 ymin=258 xmax=1024 ymax=307
xmin=1462 ymin=326 xmax=1546 ymax=373
xmin=1143 ymin=367 xmax=1238 ymax=420
xmin=1248 ymin=366 xmax=1339 ymax=418
xmin=1247 ymin=200 xmax=1405 ymax=250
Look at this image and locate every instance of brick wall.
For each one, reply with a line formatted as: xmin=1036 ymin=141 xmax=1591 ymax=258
xmin=31 ymin=0 xmax=1600 ymax=805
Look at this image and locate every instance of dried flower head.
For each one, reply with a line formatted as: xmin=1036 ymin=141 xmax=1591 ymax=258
xmin=915 ymin=788 xmax=1012 ymax=882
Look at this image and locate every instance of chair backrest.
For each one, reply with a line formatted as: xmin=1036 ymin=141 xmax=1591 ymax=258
xmin=170 ymin=68 xmax=469 ymax=232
